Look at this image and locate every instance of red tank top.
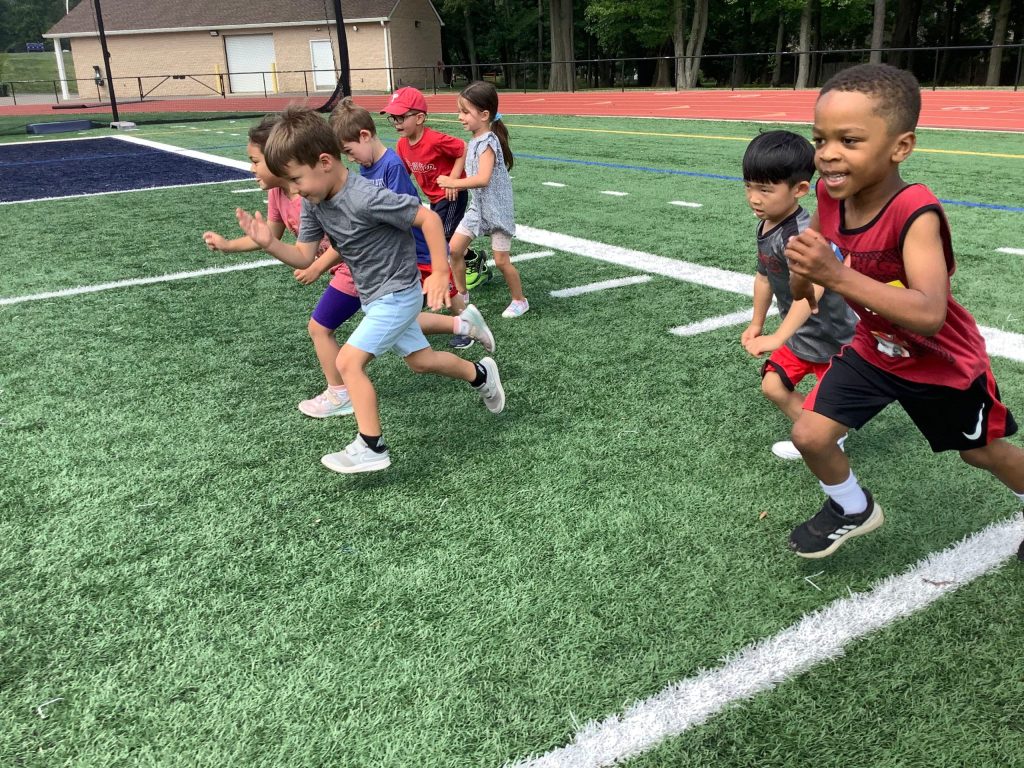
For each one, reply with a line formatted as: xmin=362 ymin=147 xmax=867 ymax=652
xmin=816 ymin=181 xmax=989 ymax=389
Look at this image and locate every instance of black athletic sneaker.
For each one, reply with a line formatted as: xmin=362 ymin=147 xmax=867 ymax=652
xmin=448 ymin=334 xmax=474 ymax=349
xmin=1017 ymin=537 xmax=1023 ymax=562
xmin=788 ymin=490 xmax=884 ymax=559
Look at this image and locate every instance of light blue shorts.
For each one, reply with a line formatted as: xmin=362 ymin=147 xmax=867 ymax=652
xmin=346 ymin=284 xmax=429 ymax=358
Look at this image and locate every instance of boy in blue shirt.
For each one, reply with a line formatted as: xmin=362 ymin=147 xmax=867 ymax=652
xmin=236 ymin=107 xmax=505 ymax=474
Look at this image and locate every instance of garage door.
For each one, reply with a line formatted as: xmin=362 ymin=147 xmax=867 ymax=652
xmin=225 ymin=34 xmax=276 ymax=94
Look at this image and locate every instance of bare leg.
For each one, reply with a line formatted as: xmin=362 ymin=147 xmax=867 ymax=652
xmin=761 ymin=371 xmax=804 ymax=423
xmin=959 ymin=439 xmax=1024 ymax=493
xmin=492 ymin=250 xmax=525 ymax=302
xmin=335 ymin=345 xmax=379 ymax=435
xmin=309 ymin=318 xmax=344 ymax=387
xmin=404 ymin=347 xmax=476 ymax=381
xmin=791 ymin=410 xmax=851 ymax=485
xmin=448 ymin=232 xmax=473 ymax=295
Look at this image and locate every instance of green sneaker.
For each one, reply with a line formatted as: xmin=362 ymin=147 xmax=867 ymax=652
xmin=465 ymin=249 xmax=492 ymax=290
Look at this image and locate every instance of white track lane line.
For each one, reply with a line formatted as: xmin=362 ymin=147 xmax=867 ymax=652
xmin=515 ymin=226 xmax=1024 ymax=362
xmin=551 ymin=275 xmax=652 ymax=298
xmin=670 ymin=306 xmax=779 ymax=336
xmin=0 ymin=260 xmax=279 ymax=306
xmin=506 ymin=517 xmax=1023 ymax=768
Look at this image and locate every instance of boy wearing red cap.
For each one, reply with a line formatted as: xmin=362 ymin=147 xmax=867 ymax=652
xmin=382 ymin=87 xmax=487 ymax=348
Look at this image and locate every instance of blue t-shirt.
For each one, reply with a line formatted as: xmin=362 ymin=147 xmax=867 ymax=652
xmin=361 ymin=148 xmax=430 ymax=265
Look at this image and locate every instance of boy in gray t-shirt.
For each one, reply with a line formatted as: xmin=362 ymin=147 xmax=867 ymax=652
xmin=236 ymin=107 xmax=506 ymax=474
xmin=739 ymin=131 xmax=857 ymax=460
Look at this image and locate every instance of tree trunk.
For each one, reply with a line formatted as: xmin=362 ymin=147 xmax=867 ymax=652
xmin=672 ymin=0 xmax=687 ymax=87
xmin=809 ymin=0 xmax=821 ymax=86
xmin=547 ymin=0 xmax=574 ymax=91
xmin=796 ymin=0 xmax=812 ymax=88
xmin=464 ymin=10 xmax=480 ymax=83
xmin=889 ymin=0 xmax=922 ymax=70
xmin=869 ymin=0 xmax=886 ymax=64
xmin=654 ymin=55 xmax=672 ymax=88
xmin=771 ymin=12 xmax=785 ymax=87
xmin=985 ymin=0 xmax=1011 ymax=86
xmin=682 ymin=0 xmax=708 ymax=88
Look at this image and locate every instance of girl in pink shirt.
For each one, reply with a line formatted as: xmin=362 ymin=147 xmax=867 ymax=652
xmin=202 ymin=115 xmax=362 ymax=418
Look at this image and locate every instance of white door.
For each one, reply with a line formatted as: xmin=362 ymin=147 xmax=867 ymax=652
xmin=310 ymin=40 xmax=338 ymax=90
xmin=225 ymin=34 xmax=276 ymax=93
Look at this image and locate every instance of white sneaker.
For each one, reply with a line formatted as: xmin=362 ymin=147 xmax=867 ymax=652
xmin=474 ymin=356 xmax=505 ymax=414
xmin=501 ymin=299 xmax=529 ymax=318
xmin=771 ymin=434 xmax=847 ymax=461
xmin=298 ymin=388 xmax=354 ymax=418
xmin=321 ymin=436 xmax=391 ymax=474
xmin=460 ymin=304 xmax=495 ymax=352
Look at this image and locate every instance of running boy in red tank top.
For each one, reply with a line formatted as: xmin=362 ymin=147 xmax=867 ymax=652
xmin=783 ymin=63 xmax=1024 ymax=560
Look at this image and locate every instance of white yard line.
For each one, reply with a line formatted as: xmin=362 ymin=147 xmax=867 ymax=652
xmin=0 ymin=178 xmax=247 ymax=206
xmin=543 ymin=182 xmax=567 ymax=188
xmin=485 ymin=250 xmax=555 ymax=267
xmin=516 ymin=226 xmax=1024 ymax=362
xmin=551 ymin=275 xmax=652 ymax=298
xmin=669 ymin=200 xmax=703 ymax=208
xmin=600 ymin=190 xmax=629 ymax=197
xmin=231 ymin=188 xmax=263 ymax=193
xmin=996 ymin=247 xmax=1024 ymax=256
xmin=0 ymin=260 xmax=279 ymax=306
xmin=670 ymin=306 xmax=779 ymax=336
xmin=507 ymin=516 xmax=1023 ymax=768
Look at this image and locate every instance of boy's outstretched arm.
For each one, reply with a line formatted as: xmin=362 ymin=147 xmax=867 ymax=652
xmin=203 ymin=220 xmax=285 ymax=254
xmin=235 ymin=208 xmax=318 ymax=270
xmin=413 ymin=207 xmax=451 ymax=311
xmin=444 ymin=153 xmax=467 ymax=201
xmin=786 ymin=212 xmax=949 ymax=336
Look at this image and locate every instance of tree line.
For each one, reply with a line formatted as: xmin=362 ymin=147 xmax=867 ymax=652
xmin=438 ymin=0 xmax=1022 ymax=88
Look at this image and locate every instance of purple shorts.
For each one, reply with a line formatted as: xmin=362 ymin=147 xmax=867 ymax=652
xmin=311 ymin=285 xmax=361 ymax=331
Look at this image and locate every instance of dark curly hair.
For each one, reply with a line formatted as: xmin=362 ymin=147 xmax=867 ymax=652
xmin=819 ymin=64 xmax=920 ymax=134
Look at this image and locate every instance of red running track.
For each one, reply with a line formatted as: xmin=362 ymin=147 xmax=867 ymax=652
xmin=3 ymin=89 xmax=1023 ymax=132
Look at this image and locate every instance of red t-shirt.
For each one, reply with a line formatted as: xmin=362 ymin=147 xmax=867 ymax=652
xmin=816 ymin=181 xmax=989 ymax=390
xmin=396 ymin=126 xmax=466 ymax=203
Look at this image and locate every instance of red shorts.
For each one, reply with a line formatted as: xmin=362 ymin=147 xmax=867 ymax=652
xmin=417 ymin=263 xmax=458 ymax=298
xmin=760 ymin=344 xmax=832 ymax=391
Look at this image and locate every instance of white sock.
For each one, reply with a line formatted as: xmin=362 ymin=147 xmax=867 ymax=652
xmin=455 ymin=317 xmax=469 ymax=335
xmin=820 ymin=472 xmax=868 ymax=516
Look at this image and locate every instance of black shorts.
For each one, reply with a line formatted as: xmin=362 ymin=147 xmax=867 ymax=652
xmin=805 ymin=347 xmax=1018 ymax=453
xmin=431 ymin=192 xmax=469 ymax=241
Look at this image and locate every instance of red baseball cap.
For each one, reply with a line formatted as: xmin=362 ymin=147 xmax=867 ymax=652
xmin=380 ymin=87 xmax=428 ymax=116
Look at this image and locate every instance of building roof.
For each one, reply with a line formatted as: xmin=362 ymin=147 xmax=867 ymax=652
xmin=46 ymin=0 xmax=427 ymax=37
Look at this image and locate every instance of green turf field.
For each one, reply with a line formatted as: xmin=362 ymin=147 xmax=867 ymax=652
xmin=1 ymin=113 xmax=1022 ymax=767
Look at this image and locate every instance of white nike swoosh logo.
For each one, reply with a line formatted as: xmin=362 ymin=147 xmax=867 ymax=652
xmin=963 ymin=404 xmax=985 ymax=440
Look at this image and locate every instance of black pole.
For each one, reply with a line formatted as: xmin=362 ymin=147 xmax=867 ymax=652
xmin=317 ymin=0 xmax=352 ymax=112
xmin=92 ymin=0 xmax=119 ymax=122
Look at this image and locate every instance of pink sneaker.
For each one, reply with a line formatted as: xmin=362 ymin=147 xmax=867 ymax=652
xmin=298 ymin=388 xmax=354 ymax=418
xmin=501 ymin=299 xmax=529 ymax=318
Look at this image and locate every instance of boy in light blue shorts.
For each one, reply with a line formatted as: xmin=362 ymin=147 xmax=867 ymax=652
xmin=237 ymin=107 xmax=506 ymax=474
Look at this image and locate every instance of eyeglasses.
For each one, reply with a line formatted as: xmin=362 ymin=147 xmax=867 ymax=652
xmin=386 ymin=111 xmax=421 ymax=124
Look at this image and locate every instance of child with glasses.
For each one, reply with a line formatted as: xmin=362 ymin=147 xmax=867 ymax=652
xmin=382 ymin=87 xmax=489 ymax=348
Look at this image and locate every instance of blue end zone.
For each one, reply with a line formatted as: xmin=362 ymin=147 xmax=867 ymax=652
xmin=0 ymin=137 xmax=251 ymax=203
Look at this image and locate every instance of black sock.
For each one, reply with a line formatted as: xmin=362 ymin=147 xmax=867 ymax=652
xmin=470 ymin=362 xmax=487 ymax=388
xmin=360 ymin=433 xmax=387 ymax=453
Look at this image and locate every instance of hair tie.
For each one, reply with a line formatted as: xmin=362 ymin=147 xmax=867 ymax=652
xmin=493 ymin=112 xmax=503 ymax=122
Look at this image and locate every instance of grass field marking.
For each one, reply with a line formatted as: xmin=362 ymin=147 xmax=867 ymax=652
xmin=430 ymin=118 xmax=1024 ymax=159
xmin=669 ymin=200 xmax=703 ymax=208
xmin=997 ymin=247 xmax=1024 ymax=256
xmin=550 ymin=275 xmax=653 ymax=298
xmin=507 ymin=515 xmax=1023 ymax=768
xmin=600 ymin=190 xmax=629 ymax=196
xmin=0 ymin=259 xmax=279 ymax=306
xmin=113 ymin=134 xmax=251 ymax=171
xmin=669 ymin=306 xmax=779 ymax=336
xmin=542 ymin=182 xmax=567 ymax=187
xmin=0 ymin=135 xmax=108 ymax=148
xmin=517 ymin=226 xmax=1024 ymax=362
xmin=0 ymin=177 xmax=250 ymax=206
xmin=231 ymin=188 xmax=263 ymax=193
xmin=485 ymin=250 xmax=555 ymax=268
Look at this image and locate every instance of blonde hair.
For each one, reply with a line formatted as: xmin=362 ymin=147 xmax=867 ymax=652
xmin=328 ymin=97 xmax=377 ymax=143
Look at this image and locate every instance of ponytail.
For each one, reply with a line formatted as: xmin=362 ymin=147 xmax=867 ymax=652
xmin=491 ymin=117 xmax=514 ymax=171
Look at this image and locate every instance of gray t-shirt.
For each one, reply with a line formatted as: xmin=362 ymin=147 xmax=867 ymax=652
xmin=298 ymin=171 xmax=421 ymax=305
xmin=756 ymin=206 xmax=857 ymax=363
